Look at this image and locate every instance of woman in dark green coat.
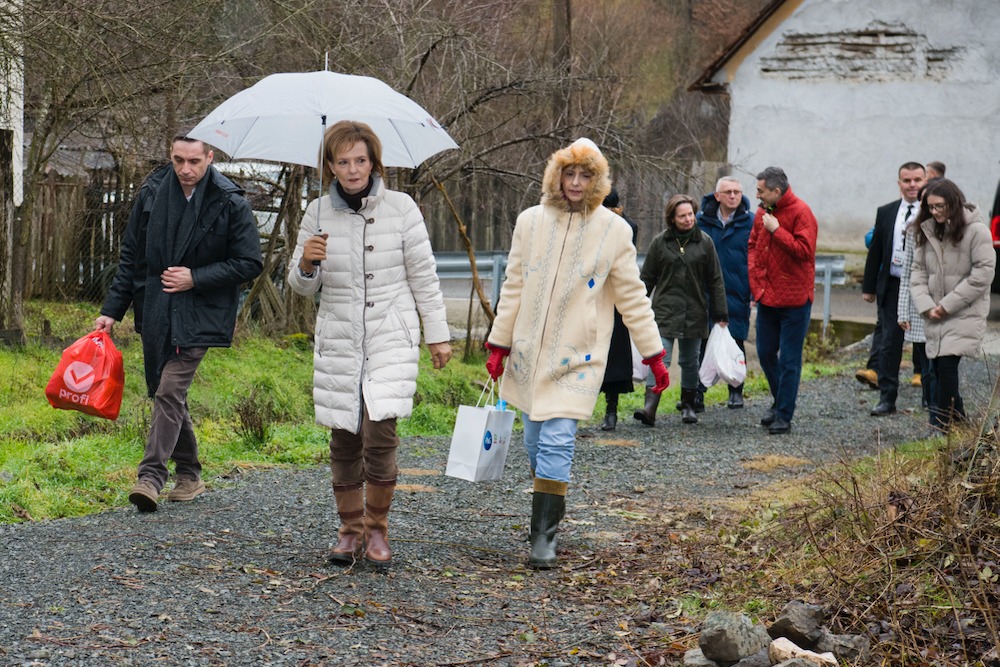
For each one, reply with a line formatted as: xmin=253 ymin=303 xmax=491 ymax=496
xmin=634 ymin=194 xmax=728 ymax=425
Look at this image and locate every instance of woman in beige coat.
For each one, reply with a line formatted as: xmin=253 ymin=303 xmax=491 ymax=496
xmin=910 ymin=178 xmax=995 ymax=431
xmin=485 ymin=138 xmax=669 ymax=568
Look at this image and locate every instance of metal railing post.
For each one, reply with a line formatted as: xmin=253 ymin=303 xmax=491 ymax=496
xmin=491 ymin=254 xmax=504 ymax=308
xmin=822 ymin=261 xmax=833 ymax=338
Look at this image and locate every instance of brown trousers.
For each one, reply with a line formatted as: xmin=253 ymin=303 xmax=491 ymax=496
xmin=138 ymin=347 xmax=207 ymax=491
xmin=329 ymin=406 xmax=399 ymax=484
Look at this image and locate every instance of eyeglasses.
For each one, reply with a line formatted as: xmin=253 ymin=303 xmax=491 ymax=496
xmin=928 ymin=203 xmax=947 ymax=212
xmin=718 ymin=190 xmax=742 ymax=196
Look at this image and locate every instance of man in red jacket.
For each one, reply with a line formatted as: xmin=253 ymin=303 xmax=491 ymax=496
xmin=748 ymin=167 xmax=818 ymax=434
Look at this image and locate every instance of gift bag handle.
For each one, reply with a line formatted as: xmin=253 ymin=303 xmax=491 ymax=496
xmin=476 ymin=373 xmax=508 ymax=410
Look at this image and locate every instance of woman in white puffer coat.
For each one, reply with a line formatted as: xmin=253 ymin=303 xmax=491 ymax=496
xmin=287 ymin=121 xmax=452 ymax=567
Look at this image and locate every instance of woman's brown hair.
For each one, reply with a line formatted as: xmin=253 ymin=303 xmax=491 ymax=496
xmin=664 ymin=194 xmax=698 ymax=230
xmin=914 ymin=178 xmax=970 ymax=247
xmin=320 ymin=121 xmax=386 ymax=188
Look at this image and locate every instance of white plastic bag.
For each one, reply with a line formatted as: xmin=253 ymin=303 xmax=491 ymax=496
xmin=698 ymin=324 xmax=746 ymax=388
xmin=445 ymin=378 xmax=515 ymax=482
xmin=630 ymin=340 xmax=649 ymax=384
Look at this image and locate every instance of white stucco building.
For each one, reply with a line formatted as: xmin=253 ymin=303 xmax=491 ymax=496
xmin=690 ymin=0 xmax=1000 ymax=249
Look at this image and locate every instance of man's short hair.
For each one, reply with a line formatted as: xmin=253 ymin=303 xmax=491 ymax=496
xmin=171 ymin=135 xmax=210 ymax=154
xmin=715 ymin=176 xmax=741 ymax=192
xmin=898 ymin=161 xmax=925 ymax=176
xmin=756 ymin=166 xmax=788 ymax=194
xmin=926 ymin=161 xmax=946 ymax=176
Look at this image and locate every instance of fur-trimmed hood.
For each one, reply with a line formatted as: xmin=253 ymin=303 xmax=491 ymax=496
xmin=540 ymin=138 xmax=612 ymax=213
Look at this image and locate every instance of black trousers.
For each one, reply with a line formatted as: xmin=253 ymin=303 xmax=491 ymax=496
xmin=876 ymin=278 xmax=905 ymax=405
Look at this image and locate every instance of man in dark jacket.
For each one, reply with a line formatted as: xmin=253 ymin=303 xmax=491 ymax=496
xmin=95 ymin=136 xmax=263 ymax=512
xmin=697 ymin=176 xmax=753 ymax=409
xmin=861 ymin=161 xmax=926 ymax=416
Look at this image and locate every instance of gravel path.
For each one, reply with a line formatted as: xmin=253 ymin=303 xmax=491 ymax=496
xmin=2 ymin=352 xmax=997 ymax=667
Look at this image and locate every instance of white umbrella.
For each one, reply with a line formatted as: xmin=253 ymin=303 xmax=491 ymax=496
xmin=188 ymin=71 xmax=458 ymax=169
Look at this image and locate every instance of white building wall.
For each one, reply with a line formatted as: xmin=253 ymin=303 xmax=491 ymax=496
xmin=718 ymin=0 xmax=1000 ymax=249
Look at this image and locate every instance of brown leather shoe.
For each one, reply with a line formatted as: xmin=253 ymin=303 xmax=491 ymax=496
xmin=167 ymin=478 xmax=205 ymax=502
xmin=328 ymin=533 xmax=364 ymax=564
xmin=365 ymin=528 xmax=392 ymax=566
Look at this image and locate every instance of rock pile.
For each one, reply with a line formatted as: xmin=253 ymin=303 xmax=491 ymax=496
xmin=684 ymin=601 xmax=871 ymax=667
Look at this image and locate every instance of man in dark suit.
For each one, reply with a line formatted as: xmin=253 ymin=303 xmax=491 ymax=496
xmin=861 ymin=161 xmax=926 ymax=416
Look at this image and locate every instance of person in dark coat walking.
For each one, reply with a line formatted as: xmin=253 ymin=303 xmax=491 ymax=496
xmin=697 ymin=176 xmax=753 ymax=409
xmin=635 ymin=194 xmax=728 ymax=426
xmin=95 ymin=136 xmax=263 ymax=512
xmin=599 ymin=189 xmax=639 ymax=431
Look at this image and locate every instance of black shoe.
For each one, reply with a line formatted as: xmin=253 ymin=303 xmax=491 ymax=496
xmin=870 ymin=402 xmax=897 ymax=416
xmin=760 ymin=408 xmax=776 ymax=426
xmin=693 ymin=390 xmax=705 ymax=414
xmin=727 ymin=387 xmax=744 ymax=409
xmin=768 ymin=418 xmax=791 ymax=434
xmin=600 ymin=413 xmax=617 ymax=431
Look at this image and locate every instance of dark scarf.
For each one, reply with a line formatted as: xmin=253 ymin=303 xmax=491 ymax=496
xmin=667 ymin=225 xmax=698 ymax=243
xmin=336 ymin=177 xmax=374 ymax=212
xmin=142 ymin=171 xmax=206 ymax=395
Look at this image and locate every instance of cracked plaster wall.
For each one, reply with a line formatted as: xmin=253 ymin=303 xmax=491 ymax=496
xmin=718 ymin=1 xmax=1000 ymax=249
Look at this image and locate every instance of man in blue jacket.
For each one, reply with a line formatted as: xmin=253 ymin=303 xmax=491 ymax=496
xmin=697 ymin=176 xmax=754 ymax=408
xmin=95 ymin=136 xmax=263 ymax=512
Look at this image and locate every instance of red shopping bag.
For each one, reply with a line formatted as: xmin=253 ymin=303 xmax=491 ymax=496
xmin=45 ymin=331 xmax=125 ymax=420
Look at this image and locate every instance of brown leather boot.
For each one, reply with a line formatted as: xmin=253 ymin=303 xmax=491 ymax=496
xmin=329 ymin=482 xmax=364 ymax=565
xmin=364 ymin=478 xmax=396 ymax=567
xmin=632 ymin=386 xmax=660 ymax=427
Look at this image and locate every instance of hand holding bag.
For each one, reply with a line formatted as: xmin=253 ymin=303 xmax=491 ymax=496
xmin=45 ymin=331 xmax=125 ymax=420
xmin=445 ymin=377 xmax=516 ymax=482
xmin=698 ymin=323 xmax=746 ymax=389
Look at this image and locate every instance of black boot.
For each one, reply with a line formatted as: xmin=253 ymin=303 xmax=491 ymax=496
xmin=601 ymin=393 xmax=618 ymax=431
xmin=633 ymin=387 xmax=660 ymax=427
xmin=693 ymin=388 xmax=705 ymax=413
xmin=529 ymin=479 xmax=567 ymax=569
xmin=680 ymin=388 xmax=698 ymax=424
xmin=727 ymin=384 xmax=744 ymax=409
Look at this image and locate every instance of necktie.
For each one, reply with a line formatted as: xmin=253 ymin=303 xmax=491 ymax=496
xmin=902 ymin=203 xmax=914 ymax=248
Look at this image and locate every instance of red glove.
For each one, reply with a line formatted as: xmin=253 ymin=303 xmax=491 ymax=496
xmin=485 ymin=343 xmax=510 ymax=380
xmin=643 ymin=350 xmax=670 ymax=393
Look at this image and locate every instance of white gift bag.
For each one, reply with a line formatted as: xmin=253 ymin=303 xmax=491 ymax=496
xmin=698 ymin=323 xmax=747 ymax=388
xmin=445 ymin=378 xmax=516 ymax=482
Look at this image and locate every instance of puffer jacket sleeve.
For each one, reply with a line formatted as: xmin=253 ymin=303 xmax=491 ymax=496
xmin=940 ymin=221 xmax=995 ymax=316
xmin=747 ymin=213 xmax=764 ymax=301
xmin=400 ymin=199 xmax=450 ymax=345
xmin=287 ymin=198 xmax=322 ymax=296
xmin=910 ymin=236 xmax=934 ymax=316
xmin=704 ymin=238 xmax=729 ymax=323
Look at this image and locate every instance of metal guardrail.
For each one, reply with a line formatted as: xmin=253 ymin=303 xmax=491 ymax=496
xmin=435 ymin=251 xmax=847 ymax=331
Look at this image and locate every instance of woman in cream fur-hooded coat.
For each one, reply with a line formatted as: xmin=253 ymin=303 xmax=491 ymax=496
xmin=488 ymin=139 xmax=664 ymax=422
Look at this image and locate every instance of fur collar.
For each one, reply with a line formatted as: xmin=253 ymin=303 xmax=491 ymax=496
xmin=540 ymin=138 xmax=612 ymax=214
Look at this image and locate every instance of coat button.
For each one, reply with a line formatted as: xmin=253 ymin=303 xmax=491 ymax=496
xmin=366 ymin=301 xmax=375 ymax=307
xmin=366 ymin=273 xmax=374 ymax=280
xmin=365 ymin=217 xmax=375 ymax=224
xmin=366 ymin=245 xmax=374 ymax=251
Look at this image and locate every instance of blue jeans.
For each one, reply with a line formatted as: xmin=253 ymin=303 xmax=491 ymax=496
xmin=646 ymin=336 xmax=702 ymax=390
xmin=522 ymin=415 xmax=578 ymax=483
xmin=755 ymin=302 xmax=812 ymax=422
